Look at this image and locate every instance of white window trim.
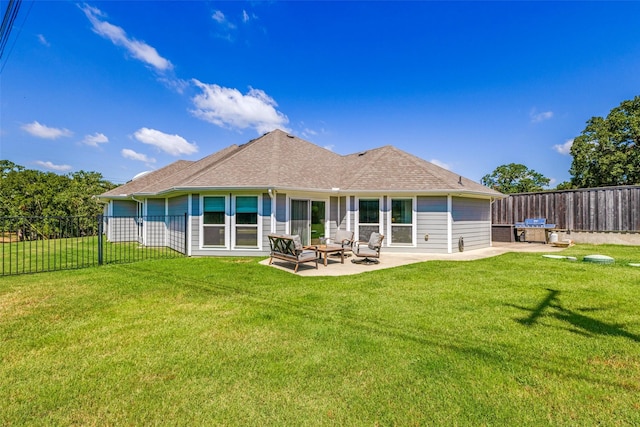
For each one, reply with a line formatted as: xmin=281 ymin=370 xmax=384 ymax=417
xmin=386 ymin=196 xmax=417 ymax=247
xmin=200 ymin=195 xmax=230 ymax=250
xmin=231 ymin=194 xmax=262 ymax=250
xmin=354 ymin=196 xmax=383 ymax=243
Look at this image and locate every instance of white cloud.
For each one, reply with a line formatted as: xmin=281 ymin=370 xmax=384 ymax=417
xmin=212 ymin=10 xmax=226 ymax=24
xmin=190 ymin=79 xmax=290 ymax=134
xmin=121 ymin=148 xmax=156 ymax=163
xmin=530 ymin=109 xmax=554 ymax=123
xmin=22 ymin=121 xmax=73 ymax=139
xmin=553 ymin=139 xmax=573 ymax=155
xmin=82 ymin=132 xmax=109 ymax=147
xmin=80 ymin=4 xmax=172 ymax=72
xmin=212 ymin=10 xmax=236 ymax=29
xmin=430 ymin=159 xmax=451 ymax=170
xmin=37 ymin=34 xmax=50 ymax=47
xmin=157 ymin=76 xmax=190 ymax=94
xmin=242 ymin=10 xmax=250 ymax=23
xmin=133 ymin=128 xmax=198 ymax=156
xmin=211 ymin=9 xmax=237 ymax=41
xmin=35 ymin=160 xmax=72 ymax=172
xmin=323 ymin=144 xmax=335 ymax=152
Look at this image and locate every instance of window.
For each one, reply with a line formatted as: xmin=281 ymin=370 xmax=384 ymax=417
xmin=235 ymin=196 xmax=258 ymax=247
xmin=358 ymin=199 xmax=379 ymax=241
xmin=391 ymin=198 xmax=413 ymax=244
xmin=203 ymin=196 xmax=226 ymax=247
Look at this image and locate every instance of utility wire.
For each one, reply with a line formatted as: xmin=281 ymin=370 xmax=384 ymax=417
xmin=0 ymin=0 xmax=21 ymax=60
xmin=0 ymin=0 xmax=33 ymax=74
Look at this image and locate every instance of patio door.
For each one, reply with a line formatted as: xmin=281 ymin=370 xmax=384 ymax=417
xmin=290 ymin=199 xmax=310 ymax=245
xmin=290 ymin=199 xmax=326 ymax=245
xmin=310 ymin=201 xmax=325 ymax=245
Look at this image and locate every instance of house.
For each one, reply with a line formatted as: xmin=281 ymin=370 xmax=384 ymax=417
xmin=98 ymin=129 xmax=504 ymax=256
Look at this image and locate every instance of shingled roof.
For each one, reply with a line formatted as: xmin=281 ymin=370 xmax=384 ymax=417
xmin=101 ymin=129 xmax=502 ymax=198
xmin=100 ymin=160 xmax=194 ymax=198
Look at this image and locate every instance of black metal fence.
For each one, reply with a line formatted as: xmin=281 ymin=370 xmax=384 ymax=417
xmin=1 ymin=215 xmax=187 ymax=276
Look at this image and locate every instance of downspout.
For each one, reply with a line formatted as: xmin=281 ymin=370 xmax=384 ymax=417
xmin=489 ymin=197 xmax=494 ymax=248
xmin=447 ymin=194 xmax=453 ymax=254
xmin=131 ymin=195 xmax=144 ymax=245
xmin=267 ymin=188 xmax=276 ymax=233
xmin=187 ymin=194 xmax=192 ymax=257
xmin=131 ymin=195 xmax=144 ymax=208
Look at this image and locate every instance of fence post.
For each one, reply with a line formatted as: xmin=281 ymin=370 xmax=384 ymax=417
xmin=97 ymin=214 xmax=103 ymax=265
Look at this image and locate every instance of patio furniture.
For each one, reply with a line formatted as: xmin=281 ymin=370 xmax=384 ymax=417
xmin=267 ymin=234 xmax=318 ymax=273
xmin=329 ymin=229 xmax=354 ymax=251
xmin=306 ymin=244 xmax=346 ymax=266
xmin=351 ymin=232 xmax=384 ymax=265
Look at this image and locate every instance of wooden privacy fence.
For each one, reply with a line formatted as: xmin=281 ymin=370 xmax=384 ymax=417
xmin=492 ymin=185 xmax=640 ymax=232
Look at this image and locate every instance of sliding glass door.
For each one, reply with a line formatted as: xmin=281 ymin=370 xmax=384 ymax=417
xmin=290 ymin=199 xmax=309 ymax=245
xmin=310 ymin=201 xmax=325 ymax=245
xmin=290 ymin=199 xmax=326 ymax=245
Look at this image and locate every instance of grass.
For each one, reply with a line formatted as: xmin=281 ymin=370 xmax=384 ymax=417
xmin=1 ymin=244 xmax=639 ymax=425
xmin=1 ymin=236 xmax=182 ymax=275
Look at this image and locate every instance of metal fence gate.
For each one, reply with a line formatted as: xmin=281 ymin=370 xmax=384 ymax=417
xmin=1 ymin=214 xmax=187 ymax=276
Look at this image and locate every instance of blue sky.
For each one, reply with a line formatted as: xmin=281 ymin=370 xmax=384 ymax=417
xmin=2 ymin=1 xmax=639 ymax=185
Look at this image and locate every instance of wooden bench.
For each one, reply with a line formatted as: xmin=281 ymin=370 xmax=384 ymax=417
xmin=267 ymin=234 xmax=318 ymax=273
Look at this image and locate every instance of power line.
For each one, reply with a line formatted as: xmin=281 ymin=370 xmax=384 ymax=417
xmin=0 ymin=0 xmax=21 ymax=60
xmin=0 ymin=0 xmax=33 ymax=74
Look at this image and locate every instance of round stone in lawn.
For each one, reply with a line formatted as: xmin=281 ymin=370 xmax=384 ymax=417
xmin=583 ymin=254 xmax=615 ymax=264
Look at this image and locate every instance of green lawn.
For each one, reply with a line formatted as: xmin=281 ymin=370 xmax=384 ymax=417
xmin=1 ymin=244 xmax=639 ymax=425
xmin=1 ymin=236 xmax=182 ymax=275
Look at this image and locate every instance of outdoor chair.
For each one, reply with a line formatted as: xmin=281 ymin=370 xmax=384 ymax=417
xmin=330 ymin=229 xmax=354 ymax=251
xmin=351 ymin=232 xmax=384 ymax=265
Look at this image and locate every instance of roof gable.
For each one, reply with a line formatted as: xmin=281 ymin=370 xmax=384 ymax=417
xmin=340 ymin=146 xmax=494 ymax=194
xmin=179 ymin=129 xmax=343 ymax=190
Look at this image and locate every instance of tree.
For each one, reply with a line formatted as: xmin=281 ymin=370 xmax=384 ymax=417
xmin=0 ymin=162 xmax=115 ymax=221
xmin=569 ymin=96 xmax=640 ymax=188
xmin=481 ymin=163 xmax=550 ymax=194
xmin=554 ymin=181 xmax=574 ymax=191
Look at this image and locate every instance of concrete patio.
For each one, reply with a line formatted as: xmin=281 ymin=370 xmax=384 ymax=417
xmin=260 ymin=242 xmax=567 ymax=276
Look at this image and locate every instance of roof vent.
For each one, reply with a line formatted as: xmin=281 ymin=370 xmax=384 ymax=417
xmin=358 ymin=151 xmax=367 ymax=157
xmin=458 ymin=176 xmax=463 ymax=185
xmin=287 ymin=134 xmax=295 ymax=138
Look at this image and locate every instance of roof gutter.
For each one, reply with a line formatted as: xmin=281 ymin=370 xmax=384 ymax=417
xmin=123 ymin=185 xmax=504 ymax=199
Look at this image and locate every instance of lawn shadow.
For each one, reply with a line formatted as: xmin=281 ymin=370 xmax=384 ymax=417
xmin=509 ymin=288 xmax=640 ymax=343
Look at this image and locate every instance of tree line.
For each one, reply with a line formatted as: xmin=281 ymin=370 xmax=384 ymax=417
xmin=0 ymin=161 xmax=116 ymax=238
xmin=482 ymin=96 xmax=640 ymax=193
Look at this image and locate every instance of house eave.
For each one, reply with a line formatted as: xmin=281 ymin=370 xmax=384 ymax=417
xmin=122 ymin=185 xmax=503 ymax=199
